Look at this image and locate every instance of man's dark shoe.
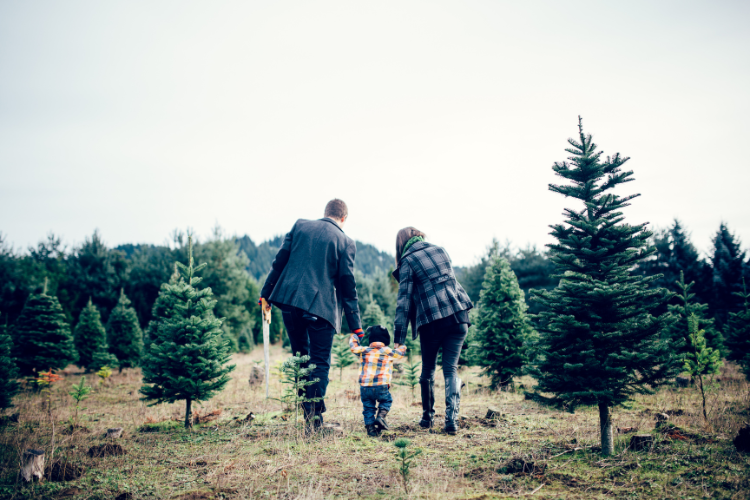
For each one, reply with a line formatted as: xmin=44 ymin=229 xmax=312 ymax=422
xmin=419 ymin=379 xmax=435 ymax=428
xmin=374 ymin=408 xmax=389 ymax=431
xmin=366 ymin=424 xmax=379 ymax=437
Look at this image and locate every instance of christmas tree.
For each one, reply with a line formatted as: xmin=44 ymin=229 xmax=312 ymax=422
xmin=725 ymin=279 xmax=750 ymax=380
xmin=709 ymin=223 xmax=746 ymax=328
xmin=531 ymin=118 xmax=677 ymax=456
xmin=106 ymin=289 xmax=144 ymax=371
xmin=74 ymin=299 xmax=110 ymax=370
xmin=474 ymin=255 xmax=534 ymax=390
xmin=665 ymin=272 xmax=722 ymax=360
xmin=140 ymin=236 xmax=235 ymax=428
xmin=0 ymin=316 xmax=19 ymax=409
xmin=12 ymin=282 xmax=77 ymax=376
xmin=331 ymin=336 xmax=356 ymax=381
xmin=361 ymin=300 xmax=387 ymax=345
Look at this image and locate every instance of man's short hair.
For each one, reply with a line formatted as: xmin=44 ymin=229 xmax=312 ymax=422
xmin=324 ymin=199 xmax=348 ymax=220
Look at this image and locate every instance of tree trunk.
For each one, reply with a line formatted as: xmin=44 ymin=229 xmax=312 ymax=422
xmin=106 ymin=428 xmax=123 ymax=439
xmin=22 ymin=449 xmax=45 ymax=482
xmin=184 ymin=397 xmax=192 ymax=428
xmin=599 ymin=403 xmax=614 ymax=456
xmin=697 ymin=374 xmax=708 ymax=423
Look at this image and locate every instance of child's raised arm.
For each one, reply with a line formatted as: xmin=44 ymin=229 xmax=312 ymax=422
xmin=349 ymin=333 xmax=366 ymax=354
xmin=389 ymin=344 xmax=407 ymax=360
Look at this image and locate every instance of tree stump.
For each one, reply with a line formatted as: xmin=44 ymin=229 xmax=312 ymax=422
xmin=675 ymin=376 xmax=690 ymax=388
xmin=248 ymin=366 xmax=264 ymax=386
xmin=485 ymin=407 xmax=502 ymax=420
xmin=21 ymin=449 xmax=45 ymax=482
xmin=655 ymin=413 xmax=669 ymax=426
xmin=106 ymin=428 xmax=123 ymax=439
xmin=629 ymin=434 xmax=654 ymax=451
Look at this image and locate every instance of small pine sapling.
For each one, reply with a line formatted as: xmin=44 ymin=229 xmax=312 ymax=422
xmin=36 ymin=369 xmax=62 ymax=418
xmin=684 ymin=314 xmax=722 ymax=426
xmin=395 ymin=361 xmax=421 ymax=398
xmin=68 ymin=376 xmax=91 ymax=429
xmin=332 ymin=336 xmax=356 ymax=381
xmin=278 ymin=352 xmax=322 ymax=427
xmin=96 ymin=366 xmax=112 ymax=386
xmin=393 ymin=438 xmax=421 ymax=495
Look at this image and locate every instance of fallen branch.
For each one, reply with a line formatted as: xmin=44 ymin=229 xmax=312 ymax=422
xmin=525 ymin=483 xmax=545 ymax=495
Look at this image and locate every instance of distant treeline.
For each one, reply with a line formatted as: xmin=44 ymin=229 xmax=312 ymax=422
xmin=0 ymin=227 xmax=394 ymax=350
xmin=1 ymin=218 xmax=747 ymax=350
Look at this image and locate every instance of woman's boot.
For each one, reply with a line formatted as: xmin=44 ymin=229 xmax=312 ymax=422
xmin=444 ymin=376 xmax=462 ymax=435
xmin=419 ymin=379 xmax=435 ymax=428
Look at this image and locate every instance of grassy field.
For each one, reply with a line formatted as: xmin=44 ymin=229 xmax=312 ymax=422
xmin=1 ymin=342 xmax=749 ymax=500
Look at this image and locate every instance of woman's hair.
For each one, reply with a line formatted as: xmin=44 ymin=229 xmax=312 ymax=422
xmin=395 ymin=227 xmax=426 ymax=267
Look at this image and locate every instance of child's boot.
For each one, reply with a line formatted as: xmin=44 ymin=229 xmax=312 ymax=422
xmin=366 ymin=424 xmax=379 ymax=437
xmin=374 ymin=408 xmax=389 ymax=431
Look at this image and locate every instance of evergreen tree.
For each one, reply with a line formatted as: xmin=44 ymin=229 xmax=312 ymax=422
xmin=89 ymin=344 xmax=118 ymax=372
xmin=0 ymin=317 xmax=19 ymax=409
xmin=665 ymin=272 xmax=722 ymax=360
xmin=361 ymin=300 xmax=388 ymax=345
xmin=709 ymin=223 xmax=746 ymax=328
xmin=531 ymin=118 xmax=677 ymax=456
xmin=106 ymin=289 xmax=144 ymax=371
xmin=140 ymin=237 xmax=235 ymax=428
xmin=237 ymin=332 xmax=252 ymax=353
xmin=74 ymin=299 xmax=109 ymax=370
xmin=725 ymin=279 xmax=750 ymax=380
xmin=684 ymin=314 xmax=722 ymax=424
xmin=12 ymin=284 xmax=77 ymax=376
xmin=474 ymin=256 xmax=534 ymax=389
xmin=331 ymin=336 xmax=356 ymax=381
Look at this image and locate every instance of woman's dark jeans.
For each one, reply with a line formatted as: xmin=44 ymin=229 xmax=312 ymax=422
xmin=419 ymin=321 xmax=468 ymax=383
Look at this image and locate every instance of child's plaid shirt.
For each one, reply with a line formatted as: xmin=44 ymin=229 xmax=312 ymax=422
xmin=349 ymin=334 xmax=407 ymax=386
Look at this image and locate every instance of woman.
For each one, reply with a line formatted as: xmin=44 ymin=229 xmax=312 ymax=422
xmin=392 ymin=227 xmax=473 ymax=434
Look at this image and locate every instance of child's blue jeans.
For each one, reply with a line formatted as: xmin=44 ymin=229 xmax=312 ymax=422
xmin=360 ymin=385 xmax=393 ymax=425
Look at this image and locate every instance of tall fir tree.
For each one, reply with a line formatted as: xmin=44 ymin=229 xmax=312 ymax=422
xmin=0 ymin=316 xmax=19 ymax=409
xmin=709 ymin=223 xmax=746 ymax=328
xmin=531 ymin=118 xmax=678 ymax=456
xmin=361 ymin=300 xmax=388 ymax=345
xmin=106 ymin=289 xmax=144 ymax=371
xmin=74 ymin=299 xmax=110 ymax=370
xmin=140 ymin=237 xmax=235 ymax=428
xmin=665 ymin=272 xmax=723 ymax=360
xmin=473 ymin=256 xmax=534 ymax=389
xmin=725 ymin=279 xmax=750 ymax=380
xmin=12 ymin=282 xmax=77 ymax=376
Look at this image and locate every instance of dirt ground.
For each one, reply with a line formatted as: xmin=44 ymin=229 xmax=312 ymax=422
xmin=1 ymin=344 xmax=749 ymax=499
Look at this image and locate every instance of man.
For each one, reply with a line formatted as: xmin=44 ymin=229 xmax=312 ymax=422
xmin=260 ymin=198 xmax=363 ymax=430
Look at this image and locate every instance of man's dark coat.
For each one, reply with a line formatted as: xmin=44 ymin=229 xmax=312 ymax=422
xmin=260 ymin=218 xmax=362 ymax=333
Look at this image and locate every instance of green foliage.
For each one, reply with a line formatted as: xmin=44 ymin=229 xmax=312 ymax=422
xmin=237 ymin=332 xmax=252 ymax=353
xmin=725 ymin=279 xmax=750 ymax=380
xmin=73 ymin=298 xmax=109 ymax=371
xmin=531 ymin=119 xmax=677 ymax=455
xmin=89 ymin=346 xmax=118 ymax=373
xmin=665 ymin=272 xmax=721 ymax=361
xmin=96 ymin=365 xmax=112 ymax=385
xmin=106 ymin=289 xmax=144 ymax=370
xmin=684 ymin=314 xmax=722 ymax=423
xmin=194 ymin=227 xmax=257 ymax=352
xmin=332 ymin=336 xmax=356 ymax=381
xmin=0 ymin=317 xmax=19 ymax=409
xmin=278 ymin=352 xmax=322 ymax=426
xmin=140 ymin=236 xmax=236 ymax=428
xmin=393 ymin=438 xmax=421 ymax=494
xmin=709 ymin=223 xmax=746 ymax=328
xmin=68 ymin=376 xmax=91 ymax=427
xmin=473 ymin=256 xmax=534 ymax=389
xmin=361 ymin=300 xmax=387 ymax=345
xmin=395 ymin=361 xmax=421 ymax=397
xmin=12 ymin=287 xmax=77 ymax=376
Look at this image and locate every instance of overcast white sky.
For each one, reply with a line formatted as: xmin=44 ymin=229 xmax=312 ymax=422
xmin=1 ymin=1 xmax=748 ymax=266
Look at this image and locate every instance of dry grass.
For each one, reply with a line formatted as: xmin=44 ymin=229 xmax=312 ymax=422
xmin=1 ymin=345 xmax=749 ymax=499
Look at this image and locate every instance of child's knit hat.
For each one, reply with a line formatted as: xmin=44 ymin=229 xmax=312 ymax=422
xmin=367 ymin=325 xmax=390 ymax=346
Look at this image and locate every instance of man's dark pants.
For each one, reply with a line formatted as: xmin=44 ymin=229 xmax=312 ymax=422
xmin=281 ymin=306 xmax=336 ymax=416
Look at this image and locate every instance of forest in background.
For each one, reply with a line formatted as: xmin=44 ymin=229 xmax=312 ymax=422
xmin=0 ymin=218 xmax=748 ymax=353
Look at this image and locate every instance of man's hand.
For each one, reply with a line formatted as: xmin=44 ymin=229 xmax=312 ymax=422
xmin=259 ymin=298 xmax=272 ymax=324
xmin=395 ymin=343 xmax=403 ymax=349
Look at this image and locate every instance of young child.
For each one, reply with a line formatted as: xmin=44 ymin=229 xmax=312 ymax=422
xmin=350 ymin=325 xmax=407 ymax=437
